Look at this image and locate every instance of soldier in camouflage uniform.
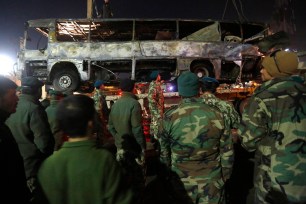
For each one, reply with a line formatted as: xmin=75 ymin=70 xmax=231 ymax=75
xmin=159 ymin=71 xmax=233 ymax=204
xmin=147 ymin=71 xmax=171 ymax=140
xmin=238 ymin=50 xmax=306 ymax=203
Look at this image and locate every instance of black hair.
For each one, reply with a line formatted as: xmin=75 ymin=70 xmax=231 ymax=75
xmin=159 ymin=71 xmax=171 ymax=81
xmin=119 ymin=78 xmax=135 ymax=92
xmin=0 ymin=76 xmax=17 ymax=97
xmin=56 ymin=95 xmax=96 ymax=137
xmin=21 ymin=86 xmax=41 ymax=95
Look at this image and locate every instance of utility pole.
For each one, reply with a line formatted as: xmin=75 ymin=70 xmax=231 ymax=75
xmin=87 ymin=0 xmax=93 ymax=19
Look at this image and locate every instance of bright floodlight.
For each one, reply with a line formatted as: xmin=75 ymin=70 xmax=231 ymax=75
xmin=0 ymin=54 xmax=15 ymax=76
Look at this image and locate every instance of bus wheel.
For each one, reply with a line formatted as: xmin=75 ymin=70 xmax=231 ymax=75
xmin=191 ymin=63 xmax=213 ymax=79
xmin=52 ymin=69 xmax=80 ymax=93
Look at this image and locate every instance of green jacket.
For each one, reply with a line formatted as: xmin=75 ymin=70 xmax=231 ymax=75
xmin=6 ymin=94 xmax=54 ymax=179
xmin=108 ymin=92 xmax=146 ymax=150
xmin=45 ymin=99 xmax=63 ymax=151
xmin=238 ymin=76 xmax=306 ymax=203
xmin=37 ymin=140 xmax=132 ymax=204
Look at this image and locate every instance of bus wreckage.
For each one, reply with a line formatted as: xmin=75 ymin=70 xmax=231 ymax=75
xmin=16 ymin=18 xmax=270 ymax=94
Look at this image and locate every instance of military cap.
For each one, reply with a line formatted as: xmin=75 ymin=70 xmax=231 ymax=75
xmin=262 ymin=50 xmax=299 ymax=78
xmin=178 ymin=71 xmax=199 ymax=97
xmin=94 ymin=80 xmax=105 ymax=88
xmin=201 ymin=77 xmax=219 ymax=93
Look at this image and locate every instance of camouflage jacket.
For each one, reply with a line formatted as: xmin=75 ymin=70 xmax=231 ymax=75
xmin=201 ymin=93 xmax=240 ymax=129
xmin=238 ymin=76 xmax=306 ymax=203
xmin=159 ymin=97 xmax=233 ymax=185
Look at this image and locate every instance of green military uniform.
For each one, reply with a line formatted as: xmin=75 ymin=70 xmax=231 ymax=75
xmin=37 ymin=140 xmax=133 ymax=204
xmin=159 ymin=97 xmax=233 ymax=204
xmin=6 ymin=94 xmax=54 ymax=180
xmin=148 ymin=80 xmax=164 ymax=139
xmin=45 ymin=90 xmax=66 ymax=151
xmin=108 ymin=92 xmax=146 ymax=151
xmin=238 ymin=76 xmax=306 ymax=203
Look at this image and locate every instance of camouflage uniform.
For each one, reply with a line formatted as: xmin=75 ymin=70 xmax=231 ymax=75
xmin=148 ymin=80 xmax=164 ymax=139
xmin=238 ymin=76 xmax=306 ymax=203
xmin=201 ymin=93 xmax=240 ymax=129
xmin=159 ymin=97 xmax=233 ymax=204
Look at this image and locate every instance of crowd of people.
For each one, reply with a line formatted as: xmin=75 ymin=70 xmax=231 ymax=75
xmin=0 ymin=50 xmax=306 ymax=204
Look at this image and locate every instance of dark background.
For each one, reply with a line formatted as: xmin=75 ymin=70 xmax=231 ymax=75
xmin=1 ymin=0 xmax=305 ymax=62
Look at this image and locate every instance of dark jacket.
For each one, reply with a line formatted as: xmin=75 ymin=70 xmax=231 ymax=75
xmin=0 ymin=109 xmax=30 ymax=203
xmin=6 ymin=94 xmax=54 ymax=179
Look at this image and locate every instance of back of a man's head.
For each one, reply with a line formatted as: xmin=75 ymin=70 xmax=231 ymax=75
xmin=21 ymin=76 xmax=44 ymax=95
xmin=120 ymin=78 xmax=135 ymax=92
xmin=0 ymin=76 xmax=17 ymax=97
xmin=56 ymin=95 xmax=95 ymax=137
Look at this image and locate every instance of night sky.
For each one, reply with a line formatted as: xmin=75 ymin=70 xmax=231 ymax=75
xmin=1 ymin=0 xmax=305 ymax=61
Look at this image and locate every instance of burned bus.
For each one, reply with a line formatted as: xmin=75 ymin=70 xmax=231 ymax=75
xmin=16 ymin=18 xmax=269 ymax=93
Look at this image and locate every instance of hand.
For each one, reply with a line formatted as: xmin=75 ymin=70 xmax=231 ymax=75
xmin=135 ymin=151 xmax=145 ymax=166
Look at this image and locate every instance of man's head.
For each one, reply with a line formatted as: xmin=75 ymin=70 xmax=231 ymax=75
xmin=21 ymin=76 xmax=44 ymax=98
xmin=177 ymin=71 xmax=199 ymax=97
xmin=120 ymin=78 xmax=135 ymax=92
xmin=261 ymin=50 xmax=299 ymax=81
xmin=158 ymin=71 xmax=171 ymax=82
xmin=56 ymin=95 xmax=96 ymax=137
xmin=150 ymin=71 xmax=171 ymax=82
xmin=0 ymin=76 xmax=19 ymax=114
xmin=200 ymin=77 xmax=220 ymax=94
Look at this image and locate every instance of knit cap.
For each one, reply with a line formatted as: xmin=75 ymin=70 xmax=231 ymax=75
xmin=262 ymin=50 xmax=299 ymax=78
xmin=119 ymin=78 xmax=135 ymax=92
xmin=178 ymin=71 xmax=199 ymax=97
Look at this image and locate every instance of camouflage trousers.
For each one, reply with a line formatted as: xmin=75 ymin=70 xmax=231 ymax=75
xmin=180 ymin=177 xmax=225 ymax=204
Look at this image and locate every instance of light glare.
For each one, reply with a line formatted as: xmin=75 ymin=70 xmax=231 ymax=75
xmin=0 ymin=54 xmax=15 ymax=76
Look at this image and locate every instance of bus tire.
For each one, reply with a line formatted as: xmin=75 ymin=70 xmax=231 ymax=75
xmin=52 ymin=69 xmax=80 ymax=93
xmin=191 ymin=63 xmax=213 ymax=79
